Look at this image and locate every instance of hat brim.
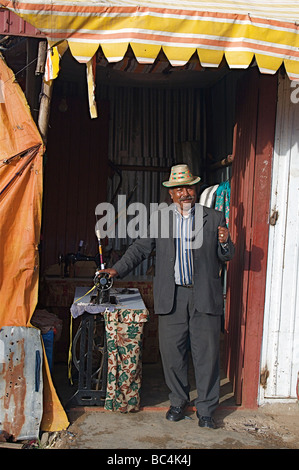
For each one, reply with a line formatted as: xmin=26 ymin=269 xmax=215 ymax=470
xmin=162 ymin=176 xmax=201 ymax=187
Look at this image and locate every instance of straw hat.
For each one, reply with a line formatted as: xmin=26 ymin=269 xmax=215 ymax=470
xmin=162 ymin=164 xmax=201 ymax=187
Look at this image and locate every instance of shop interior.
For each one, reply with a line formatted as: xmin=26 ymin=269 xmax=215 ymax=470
xmin=3 ymin=38 xmax=247 ymax=410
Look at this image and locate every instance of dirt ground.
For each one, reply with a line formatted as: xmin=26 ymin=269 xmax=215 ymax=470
xmin=37 ymin=361 xmax=299 ymax=452
xmin=1 ymin=360 xmax=298 ymax=452
xmin=43 ymin=402 xmax=299 ymax=451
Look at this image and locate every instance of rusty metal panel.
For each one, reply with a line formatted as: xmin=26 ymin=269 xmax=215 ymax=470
xmin=0 ymin=327 xmax=43 ymax=441
xmin=0 ymin=8 xmax=45 ymax=37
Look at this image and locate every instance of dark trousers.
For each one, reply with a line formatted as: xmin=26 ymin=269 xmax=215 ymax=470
xmin=158 ymin=285 xmax=221 ymax=417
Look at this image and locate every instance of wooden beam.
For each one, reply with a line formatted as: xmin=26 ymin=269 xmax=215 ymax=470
xmin=25 ymin=38 xmax=40 ymax=122
xmin=35 ymin=39 xmax=53 ymax=144
xmin=35 ymin=40 xmax=47 ymax=75
xmin=38 ymin=79 xmax=53 ymax=144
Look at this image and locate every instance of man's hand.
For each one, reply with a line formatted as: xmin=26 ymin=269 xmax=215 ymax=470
xmin=96 ymin=268 xmax=119 ymax=278
xmin=218 ymin=226 xmax=229 ymax=244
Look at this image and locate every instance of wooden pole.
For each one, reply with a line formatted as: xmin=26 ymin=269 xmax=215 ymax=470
xmin=36 ymin=40 xmax=53 ymax=145
xmin=35 ymin=40 xmax=47 ymax=76
xmin=38 ymin=79 xmax=53 ymax=145
xmin=26 ymin=38 xmax=40 ymax=123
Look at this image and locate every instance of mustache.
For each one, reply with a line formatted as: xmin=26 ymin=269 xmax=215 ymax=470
xmin=179 ymin=196 xmax=195 ymax=202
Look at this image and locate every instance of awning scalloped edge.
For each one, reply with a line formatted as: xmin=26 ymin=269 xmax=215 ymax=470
xmin=58 ymin=39 xmax=299 ymax=80
xmin=41 ymin=34 xmax=299 ymax=119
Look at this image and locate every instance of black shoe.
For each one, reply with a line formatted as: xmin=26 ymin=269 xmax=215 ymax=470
xmin=197 ymin=414 xmax=216 ymax=429
xmin=166 ymin=405 xmax=187 ymax=422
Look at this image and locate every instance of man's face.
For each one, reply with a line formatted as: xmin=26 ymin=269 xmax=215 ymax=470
xmin=169 ymin=185 xmax=197 ymax=212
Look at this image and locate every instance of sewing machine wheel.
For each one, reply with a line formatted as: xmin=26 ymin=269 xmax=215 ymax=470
xmin=93 ymin=271 xmax=113 ymax=291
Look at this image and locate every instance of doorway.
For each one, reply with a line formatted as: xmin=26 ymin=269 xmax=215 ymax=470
xmin=38 ymin=49 xmax=276 ymax=410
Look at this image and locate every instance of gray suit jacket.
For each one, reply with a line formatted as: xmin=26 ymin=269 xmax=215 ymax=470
xmin=113 ymin=204 xmax=235 ymax=315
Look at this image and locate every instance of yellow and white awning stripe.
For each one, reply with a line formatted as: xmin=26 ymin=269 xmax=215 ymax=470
xmin=3 ymin=1 xmax=299 ymax=115
xmin=2 ymin=1 xmax=299 ymax=76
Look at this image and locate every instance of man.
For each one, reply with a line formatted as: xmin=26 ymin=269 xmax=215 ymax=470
xmin=101 ymin=164 xmax=235 ymax=429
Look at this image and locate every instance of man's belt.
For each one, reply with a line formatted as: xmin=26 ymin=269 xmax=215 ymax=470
xmin=176 ymin=284 xmax=194 ymax=288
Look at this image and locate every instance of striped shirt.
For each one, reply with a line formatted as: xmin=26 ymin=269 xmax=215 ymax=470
xmin=174 ymin=206 xmax=195 ymax=286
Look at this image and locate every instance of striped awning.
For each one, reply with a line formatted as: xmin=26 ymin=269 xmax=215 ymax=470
xmin=2 ymin=0 xmax=299 ymax=77
xmin=2 ymin=1 xmax=299 ymax=116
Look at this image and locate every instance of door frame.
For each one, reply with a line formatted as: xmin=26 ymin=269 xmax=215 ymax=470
xmin=225 ymin=68 xmax=278 ymax=408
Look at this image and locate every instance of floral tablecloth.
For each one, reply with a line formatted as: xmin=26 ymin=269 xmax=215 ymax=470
xmin=71 ymin=287 xmax=149 ymax=412
xmin=103 ymin=308 xmax=149 ymax=412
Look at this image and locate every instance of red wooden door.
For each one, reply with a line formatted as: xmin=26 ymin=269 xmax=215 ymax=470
xmin=225 ymin=68 xmax=277 ymax=407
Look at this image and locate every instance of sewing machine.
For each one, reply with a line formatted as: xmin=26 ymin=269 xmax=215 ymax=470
xmin=92 ymin=271 xmax=114 ymax=304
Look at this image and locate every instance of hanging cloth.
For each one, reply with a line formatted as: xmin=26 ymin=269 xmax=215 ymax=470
xmin=215 ymin=181 xmax=231 ymax=227
xmin=199 ymin=184 xmax=219 ymax=208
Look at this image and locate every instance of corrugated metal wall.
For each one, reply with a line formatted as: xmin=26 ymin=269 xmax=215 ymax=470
xmin=98 ymin=84 xmax=206 ymax=274
xmin=41 ymin=64 xmax=240 ymax=276
xmin=42 ymin=80 xmax=208 ymax=274
xmin=41 ymin=91 xmax=109 ymax=272
xmin=108 ymin=86 xmax=204 ymax=166
xmin=259 ymin=74 xmax=299 ymax=403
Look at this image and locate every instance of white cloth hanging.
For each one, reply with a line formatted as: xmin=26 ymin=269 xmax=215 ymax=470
xmin=199 ymin=184 xmax=219 ymax=208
